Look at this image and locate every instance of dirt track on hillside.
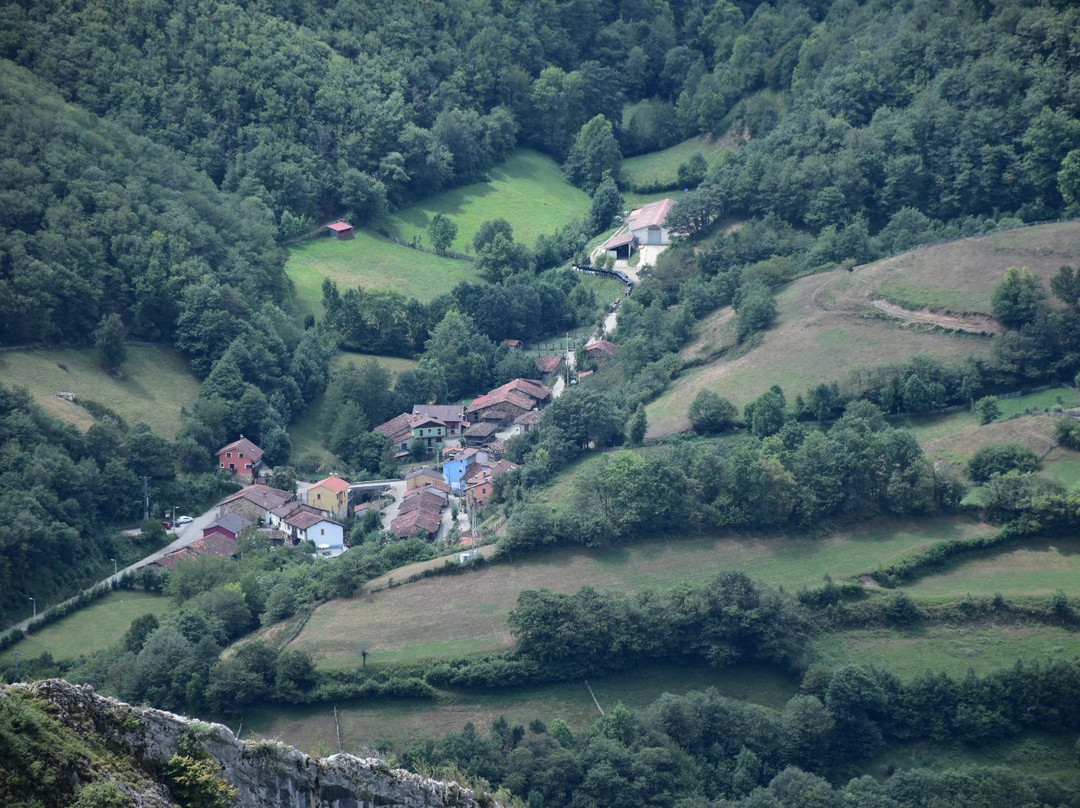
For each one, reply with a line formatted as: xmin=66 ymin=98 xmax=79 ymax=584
xmin=870 ymin=300 xmax=1004 ymax=334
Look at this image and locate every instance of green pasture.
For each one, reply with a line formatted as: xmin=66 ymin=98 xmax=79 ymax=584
xmin=874 ymin=732 xmax=1079 ymax=780
xmin=814 ymin=622 xmax=1080 ymax=680
xmin=330 ymin=352 xmax=419 ymax=377
xmin=648 ymin=270 xmax=992 ymax=436
xmin=286 ymin=230 xmax=475 ymax=321
xmin=0 ymin=345 xmax=199 ymax=438
xmin=863 ymin=221 xmax=1080 ymax=314
xmin=1 ymin=591 xmax=171 ymax=664
xmin=620 ymin=135 xmax=732 ymax=191
xmin=900 ymin=535 xmax=1080 ymax=598
xmin=381 ymin=150 xmax=592 ymax=255
xmin=287 ymin=516 xmax=991 ymax=670
xmin=241 ymin=663 xmax=797 ymax=754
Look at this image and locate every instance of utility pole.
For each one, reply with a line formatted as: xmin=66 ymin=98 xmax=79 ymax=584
xmin=141 ymin=476 xmax=150 ymax=521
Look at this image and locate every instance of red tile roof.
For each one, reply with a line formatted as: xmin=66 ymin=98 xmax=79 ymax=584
xmin=311 ymin=474 xmax=350 ymax=493
xmin=536 ymin=354 xmax=563 ymax=374
xmin=586 ymin=339 xmax=618 ymax=357
xmin=327 ymin=221 xmax=353 ymax=232
xmin=216 ymin=437 xmax=264 ymax=462
xmin=628 ymin=198 xmax=675 ymax=230
xmin=220 ymin=484 xmax=292 ymax=512
xmin=374 ymin=413 xmax=413 ymax=439
xmin=391 ymin=508 xmax=442 ymax=538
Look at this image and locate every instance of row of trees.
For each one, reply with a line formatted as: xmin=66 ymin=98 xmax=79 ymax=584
xmin=401 ymin=656 xmax=1080 ymax=808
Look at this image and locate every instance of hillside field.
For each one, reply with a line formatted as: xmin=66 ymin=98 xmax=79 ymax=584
xmin=286 ymin=231 xmax=475 ymax=321
xmin=285 ymin=516 xmax=992 ymax=671
xmin=242 ymin=663 xmax=798 ymax=753
xmin=0 ymin=591 xmax=170 ymax=664
xmin=381 ymin=149 xmax=592 ymax=254
xmin=0 ymin=345 xmax=199 ymax=438
xmin=646 ymin=222 xmax=1080 ymax=438
xmin=620 ymin=135 xmax=733 ymax=191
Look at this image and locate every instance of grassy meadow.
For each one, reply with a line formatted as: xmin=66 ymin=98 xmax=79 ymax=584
xmin=847 ymin=220 xmax=1080 ymax=314
xmin=0 ymin=591 xmax=170 ymax=664
xmin=381 ymin=150 xmax=592 ymax=254
xmin=242 ymin=663 xmax=798 ymax=753
xmin=900 ymin=535 xmax=1080 ymax=598
xmin=647 ymin=270 xmax=994 ymax=436
xmin=815 ymin=622 xmax=1080 ymax=679
xmin=0 ymin=345 xmax=199 ymax=438
xmin=286 ymin=230 xmax=475 ymax=321
xmin=284 ymin=516 xmax=991 ymax=671
xmin=620 ymin=135 xmax=733 ymax=191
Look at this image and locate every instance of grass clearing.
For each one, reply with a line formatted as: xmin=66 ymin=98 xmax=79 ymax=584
xmin=287 ymin=516 xmax=991 ymax=670
xmin=901 ymin=535 xmax=1080 ymax=597
xmin=621 ymin=135 xmax=732 ymax=191
xmin=242 ymin=663 xmax=797 ymax=754
xmin=0 ymin=345 xmax=199 ymax=438
xmin=874 ymin=732 xmax=1079 ymax=779
xmin=850 ymin=221 xmax=1080 ymax=314
xmin=1 ymin=591 xmax=171 ymax=664
xmin=814 ymin=622 xmax=1080 ymax=679
xmin=329 ymin=352 xmax=419 ymax=377
xmin=648 ymin=270 xmax=993 ymax=436
xmin=381 ymin=150 xmax=592 ymax=255
xmin=915 ymin=414 xmax=1060 ymax=466
xmin=287 ymin=231 xmax=475 ymax=321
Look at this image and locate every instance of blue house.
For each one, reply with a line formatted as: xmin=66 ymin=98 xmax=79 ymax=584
xmin=443 ymin=449 xmax=489 ymax=493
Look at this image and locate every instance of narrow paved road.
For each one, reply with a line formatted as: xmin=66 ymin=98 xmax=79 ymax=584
xmin=1 ymin=502 xmax=221 ymax=640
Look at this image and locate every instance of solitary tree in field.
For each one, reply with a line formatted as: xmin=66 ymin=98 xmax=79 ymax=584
xmin=358 ymin=641 xmax=371 ymax=668
xmin=94 ymin=312 xmax=127 ymax=373
xmin=428 ymin=213 xmax=457 ymax=253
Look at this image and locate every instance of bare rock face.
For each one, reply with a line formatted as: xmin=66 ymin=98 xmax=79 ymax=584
xmin=11 ymin=679 xmax=492 ymax=808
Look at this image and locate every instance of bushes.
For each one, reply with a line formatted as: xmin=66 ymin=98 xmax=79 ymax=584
xmin=967 ymin=443 xmax=1040 ymax=482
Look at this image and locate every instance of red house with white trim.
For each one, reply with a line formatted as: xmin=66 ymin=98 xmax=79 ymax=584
xmin=216 ymin=437 xmax=265 ymax=483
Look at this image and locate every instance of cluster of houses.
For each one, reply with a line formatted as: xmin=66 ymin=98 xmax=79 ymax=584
xmin=152 ymin=471 xmax=353 ymax=571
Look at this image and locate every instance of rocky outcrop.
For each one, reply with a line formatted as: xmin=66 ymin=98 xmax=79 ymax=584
xmin=8 ymin=680 xmax=493 ymax=808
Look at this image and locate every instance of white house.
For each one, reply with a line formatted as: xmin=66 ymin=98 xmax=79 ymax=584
xmin=627 ymin=197 xmax=675 ymax=246
xmin=282 ymin=510 xmax=346 ymax=557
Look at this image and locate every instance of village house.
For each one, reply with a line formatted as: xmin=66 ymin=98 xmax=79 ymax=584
xmin=412 ymin=404 xmax=466 ymax=435
xmin=585 ymin=340 xmax=618 ymax=364
xmin=153 ymin=533 xmax=240 ymax=571
xmin=268 ymin=501 xmax=327 ymax=530
xmin=305 ymin=473 xmax=351 ymax=519
xmin=410 ymin=414 xmax=447 ymax=449
xmin=466 ymin=377 xmax=551 ymax=425
xmin=464 ymin=459 xmax=518 ymax=511
xmin=218 ymin=484 xmax=293 ymax=524
xmin=373 ymin=413 xmax=415 ymax=459
xmin=443 ymin=448 xmax=489 ymax=493
xmin=463 ymin=421 xmax=500 ymax=447
xmin=535 ymin=354 xmax=563 ymax=378
xmin=513 ymin=409 xmax=543 ymax=435
xmin=216 ymin=437 xmax=264 ymax=483
xmin=281 ymin=510 xmax=346 ymax=556
xmin=202 ymin=513 xmax=254 ymax=541
xmin=405 ymin=467 xmax=443 ymax=491
xmin=390 ymin=506 xmax=442 ymax=540
xmin=501 ymin=338 xmax=523 ymax=349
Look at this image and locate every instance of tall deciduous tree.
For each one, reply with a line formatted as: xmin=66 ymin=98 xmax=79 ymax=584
xmin=93 ymin=313 xmax=127 ymax=372
xmin=428 ymin=213 xmax=458 ymax=253
xmin=991 ymin=266 xmax=1047 ymax=329
xmin=563 ymin=115 xmax=621 ymax=194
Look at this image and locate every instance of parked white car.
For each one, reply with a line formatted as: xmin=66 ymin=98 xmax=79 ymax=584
xmin=174 ymin=515 xmax=194 ymax=525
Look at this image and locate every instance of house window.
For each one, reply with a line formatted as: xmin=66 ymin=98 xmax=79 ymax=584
xmin=320 ymin=528 xmax=325 ymax=535
xmin=226 ymin=452 xmax=232 ymax=458
xmin=239 ymin=452 xmax=245 ymax=458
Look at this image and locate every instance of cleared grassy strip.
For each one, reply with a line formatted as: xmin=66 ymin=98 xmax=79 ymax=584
xmin=621 ymin=135 xmax=732 ymax=190
xmin=859 ymin=221 xmax=1080 ymax=314
xmin=329 ymin=352 xmax=419 ymax=377
xmin=900 ymin=536 xmax=1080 ymax=597
xmin=381 ymin=150 xmax=592 ymax=255
xmin=814 ymin=623 xmax=1080 ymax=679
xmin=287 ymin=230 xmax=475 ymax=321
xmin=0 ymin=345 xmax=199 ymax=438
xmin=287 ymin=517 xmax=992 ymax=670
xmin=915 ymin=414 xmax=1061 ymax=467
xmin=0 ymin=591 xmax=171 ymax=663
xmin=874 ymin=732 xmax=1079 ymax=780
xmin=648 ymin=271 xmax=992 ymax=436
xmin=241 ymin=663 xmax=797 ymax=753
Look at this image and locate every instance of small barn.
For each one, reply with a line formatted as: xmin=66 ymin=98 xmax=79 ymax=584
xmin=327 ymin=221 xmax=354 ymax=239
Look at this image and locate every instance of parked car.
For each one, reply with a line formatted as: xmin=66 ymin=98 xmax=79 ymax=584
xmin=174 ymin=515 xmax=194 ymax=525
xmin=161 ymin=520 xmax=173 ymax=529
